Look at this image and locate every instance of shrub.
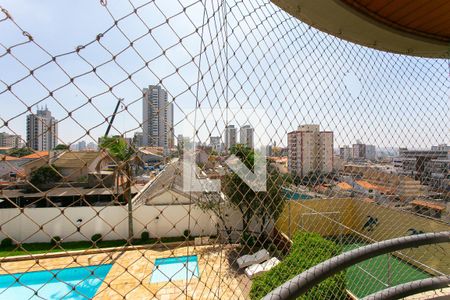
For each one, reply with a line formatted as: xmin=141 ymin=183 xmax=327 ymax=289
xmin=241 ymin=231 xmax=255 ymax=248
xmin=91 ymin=234 xmax=102 ymax=243
xmin=249 ymin=232 xmax=347 ymax=300
xmin=1 ymin=238 xmax=13 ymax=247
xmin=50 ymin=236 xmax=61 ymax=246
xmin=183 ymin=229 xmax=191 ymax=238
xmin=30 ymin=165 xmax=61 ymax=185
xmin=141 ymin=231 xmax=150 ymax=241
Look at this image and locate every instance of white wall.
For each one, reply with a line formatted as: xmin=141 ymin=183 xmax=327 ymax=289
xmin=0 ymin=205 xmax=225 ymax=243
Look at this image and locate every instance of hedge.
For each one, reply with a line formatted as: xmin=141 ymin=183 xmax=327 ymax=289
xmin=250 ymin=232 xmax=347 ymax=300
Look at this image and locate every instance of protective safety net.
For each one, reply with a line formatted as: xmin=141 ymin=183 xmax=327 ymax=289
xmin=0 ymin=0 xmax=448 ymax=299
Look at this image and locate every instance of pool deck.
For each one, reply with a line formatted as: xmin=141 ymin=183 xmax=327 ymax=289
xmin=0 ymin=244 xmax=249 ymax=299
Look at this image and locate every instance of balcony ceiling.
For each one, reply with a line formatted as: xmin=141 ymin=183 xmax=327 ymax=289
xmin=271 ymin=0 xmax=450 ymax=58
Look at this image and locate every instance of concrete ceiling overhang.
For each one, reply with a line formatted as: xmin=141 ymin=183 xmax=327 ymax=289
xmin=271 ymin=0 xmax=450 ymax=58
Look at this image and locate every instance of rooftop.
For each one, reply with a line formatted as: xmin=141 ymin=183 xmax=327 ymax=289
xmin=53 ymin=151 xmax=101 ymax=168
xmin=410 ymin=200 xmax=446 ymax=211
xmin=0 ymin=155 xmax=19 ymax=161
xmin=21 ymin=151 xmax=49 ymax=159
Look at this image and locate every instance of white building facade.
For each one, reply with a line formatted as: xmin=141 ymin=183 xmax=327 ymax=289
xmin=26 ymin=107 xmax=58 ymax=151
xmin=339 ymin=145 xmax=352 ymax=161
xmin=224 ymin=125 xmax=237 ymax=152
xmin=240 ymin=125 xmax=254 ymax=149
xmin=0 ymin=132 xmax=21 ymax=148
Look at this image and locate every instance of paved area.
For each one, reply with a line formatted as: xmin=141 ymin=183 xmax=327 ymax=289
xmin=0 ymin=244 xmax=249 ymax=299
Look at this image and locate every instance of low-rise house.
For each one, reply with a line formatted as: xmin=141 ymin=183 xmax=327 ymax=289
xmin=136 ymin=161 xmax=191 ymax=206
xmin=21 ymin=151 xmax=51 ymax=178
xmin=410 ymin=200 xmax=446 ymax=219
xmin=137 ymin=147 xmax=164 ymax=165
xmin=52 ymin=151 xmax=111 ymax=182
xmin=0 ymin=155 xmax=22 ymax=179
xmin=1 ymin=151 xmax=52 ymax=180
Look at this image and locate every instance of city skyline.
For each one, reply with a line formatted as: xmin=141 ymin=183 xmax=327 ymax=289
xmin=1 ymin=0 xmax=449 ymax=150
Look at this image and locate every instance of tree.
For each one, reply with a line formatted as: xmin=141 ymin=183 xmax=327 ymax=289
xmin=99 ymin=136 xmax=136 ymax=241
xmin=53 ymin=144 xmax=69 ymax=150
xmin=30 ymin=165 xmax=61 ymax=185
xmin=196 ymin=193 xmax=234 ymax=243
xmin=255 ymin=168 xmax=286 ymax=232
xmin=222 ymin=145 xmax=285 ymax=234
xmin=8 ymin=147 xmax=33 ymax=157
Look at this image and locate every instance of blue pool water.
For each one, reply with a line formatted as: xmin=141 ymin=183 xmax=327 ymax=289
xmin=0 ymin=264 xmax=112 ymax=300
xmin=151 ymin=255 xmax=199 ymax=283
xmin=283 ymin=188 xmax=313 ymax=200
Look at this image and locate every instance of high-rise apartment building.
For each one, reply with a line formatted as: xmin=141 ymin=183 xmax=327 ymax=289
xmin=240 ymin=125 xmax=254 ymax=149
xmin=0 ymin=132 xmax=21 ymax=148
xmin=352 ymin=141 xmax=366 ymax=160
xmin=142 ymin=85 xmax=174 ymax=152
xmin=26 ymin=107 xmax=58 ymax=151
xmin=339 ymin=145 xmax=352 ymax=161
xmin=133 ymin=132 xmax=144 ymax=148
xmin=77 ymin=140 xmax=87 ymax=151
xmin=224 ymin=125 xmax=237 ymax=151
xmin=287 ymin=124 xmax=333 ymax=176
xmin=87 ymin=142 xmax=97 ymax=151
xmin=365 ymin=145 xmax=376 ymax=160
xmin=352 ymin=141 xmax=376 ymax=161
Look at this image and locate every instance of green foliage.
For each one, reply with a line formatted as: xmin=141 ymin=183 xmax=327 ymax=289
xmin=141 ymin=231 xmax=150 ymax=241
xmin=297 ymin=171 xmax=326 ymax=187
xmin=91 ymin=234 xmax=102 ymax=243
xmin=0 ymin=236 xmax=194 ymax=257
xmin=7 ymin=147 xmax=33 ymax=157
xmin=99 ymin=136 xmax=134 ymax=162
xmin=30 ymin=165 xmax=61 ymax=185
xmin=223 ymin=146 xmax=285 ymax=232
xmin=76 ymin=175 xmax=88 ymax=182
xmin=1 ymin=238 xmax=13 ymax=247
xmin=229 ymin=144 xmax=254 ymax=170
xmin=183 ymin=229 xmax=191 ymax=238
xmin=241 ymin=231 xmax=256 ymax=248
xmin=250 ymin=232 xmax=347 ymax=300
xmin=99 ymin=135 xmax=136 ymax=239
xmin=53 ymin=144 xmax=69 ymax=150
xmin=50 ymin=236 xmax=61 ymax=246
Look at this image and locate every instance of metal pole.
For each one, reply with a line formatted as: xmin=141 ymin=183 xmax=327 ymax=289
xmin=104 ymin=98 xmax=123 ymax=137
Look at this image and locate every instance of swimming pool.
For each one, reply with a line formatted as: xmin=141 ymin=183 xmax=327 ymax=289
xmin=283 ymin=188 xmax=313 ymax=200
xmin=0 ymin=264 xmax=112 ymax=300
xmin=150 ymin=255 xmax=199 ymax=283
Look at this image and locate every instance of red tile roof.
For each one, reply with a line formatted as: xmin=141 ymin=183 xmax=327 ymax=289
xmin=0 ymin=154 xmax=20 ymax=161
xmin=410 ymin=200 xmax=445 ymax=211
xmin=21 ymin=151 xmax=49 ymax=159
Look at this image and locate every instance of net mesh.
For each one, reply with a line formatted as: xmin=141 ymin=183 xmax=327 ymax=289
xmin=0 ymin=0 xmax=449 ymax=299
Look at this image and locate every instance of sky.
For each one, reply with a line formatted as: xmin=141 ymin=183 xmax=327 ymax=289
xmin=0 ymin=0 xmax=449 ymax=149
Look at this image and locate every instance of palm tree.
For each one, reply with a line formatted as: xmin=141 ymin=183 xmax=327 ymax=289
xmin=99 ymin=136 xmax=135 ymax=241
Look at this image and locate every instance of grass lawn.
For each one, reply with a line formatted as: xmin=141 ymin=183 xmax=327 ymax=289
xmin=0 ymin=236 xmax=193 ymax=258
xmin=343 ymin=243 xmax=430 ymax=298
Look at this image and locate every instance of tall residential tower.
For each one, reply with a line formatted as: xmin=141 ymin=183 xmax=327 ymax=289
xmin=224 ymin=125 xmax=237 ymax=151
xmin=142 ymin=85 xmax=174 ymax=152
xmin=287 ymin=124 xmax=333 ymax=177
xmin=26 ymin=106 xmax=58 ymax=151
xmin=240 ymin=125 xmax=254 ymax=149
